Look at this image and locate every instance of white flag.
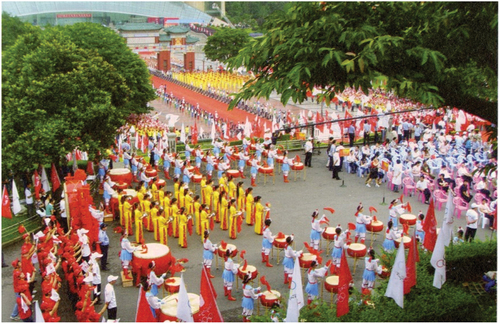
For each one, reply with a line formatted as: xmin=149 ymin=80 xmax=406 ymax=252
xmin=210 ymin=122 xmax=216 ymax=144
xmin=430 ymin=216 xmax=452 ymax=289
xmin=180 ymin=123 xmax=186 ymax=144
xmin=385 ymin=241 xmax=406 ymax=308
xmin=11 ymin=180 xmax=22 ymax=215
xmin=176 ymin=273 xmax=193 ymax=322
xmin=41 ymin=167 xmax=50 ymax=192
xmin=244 ymin=119 xmax=252 ymax=138
xmin=34 ymin=300 xmax=45 ymax=322
xmin=134 ymin=131 xmax=139 ymax=150
xmin=442 ymin=190 xmax=455 ymax=246
xmin=285 ymin=256 xmax=304 ymax=322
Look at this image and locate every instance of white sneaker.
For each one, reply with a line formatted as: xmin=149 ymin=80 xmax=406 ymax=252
xmin=366 ymin=183 xmax=371 ymax=187
xmin=375 ymin=184 xmax=380 ymax=187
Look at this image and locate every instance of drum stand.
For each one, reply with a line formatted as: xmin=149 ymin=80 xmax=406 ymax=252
xmin=351 ymin=256 xmax=360 ymax=277
xmin=320 ymin=280 xmax=336 ymax=304
xmin=293 ymin=167 xmax=306 ymax=182
xmin=368 ymin=231 xmax=380 ymax=248
xmin=321 ymin=238 xmax=334 ymax=255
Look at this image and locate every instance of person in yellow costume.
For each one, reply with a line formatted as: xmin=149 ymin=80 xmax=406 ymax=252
xmin=212 ymin=185 xmax=221 ymax=223
xmin=178 ymin=207 xmax=192 ymax=248
xmin=204 ymin=180 xmax=214 ymax=210
xmin=136 ymin=182 xmax=147 ymax=210
xmin=173 ymin=179 xmax=182 ymax=205
xmin=180 ymin=187 xmax=189 ymax=210
xmin=150 ymin=202 xmax=160 ymax=241
xmin=117 ymin=189 xmax=125 ymax=226
xmin=157 ymin=186 xmax=164 ymax=205
xmin=193 ymin=195 xmax=202 ymax=236
xmin=184 ymin=190 xmax=194 ymax=217
xmin=171 ymin=198 xmax=180 ymax=238
xmin=179 ymin=185 xmax=187 ymax=209
xmin=141 ymin=194 xmax=153 ymax=232
xmin=254 ymin=196 xmax=264 ymax=235
xmin=200 ymin=175 xmax=208 ymax=204
xmin=236 ymin=182 xmax=245 ymax=211
xmin=150 ymin=179 xmax=158 ymax=202
xmin=228 ymin=176 xmax=236 ymax=199
xmin=220 ymin=191 xmax=229 ymax=230
xmin=228 ymin=199 xmax=243 ymax=239
xmin=245 ymin=188 xmax=254 ymax=225
xmin=199 ymin=204 xmax=212 ymax=240
xmin=219 ymin=172 xmax=228 ymax=193
xmin=163 ymin=191 xmax=173 ymax=217
xmin=157 ymin=208 xmax=169 ymax=245
xmin=123 ymin=196 xmax=133 ymax=235
xmin=134 ymin=202 xmax=146 ymax=244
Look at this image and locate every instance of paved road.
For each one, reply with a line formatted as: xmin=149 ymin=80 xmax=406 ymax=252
xmin=2 ymin=98 xmax=493 ymax=322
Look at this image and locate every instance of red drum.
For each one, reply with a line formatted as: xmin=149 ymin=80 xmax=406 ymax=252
xmin=246 ymin=160 xmax=252 ymax=167
xmin=187 ymin=166 xmax=195 ymax=173
xmin=378 ymin=266 xmax=390 ymax=279
xmin=275 ymin=156 xmax=284 ymax=164
xmin=400 ymin=214 xmax=417 ymax=226
xmin=259 ymin=167 xmax=274 ymax=174
xmin=291 ymin=163 xmax=304 ymax=171
xmin=132 ymin=243 xmax=173 ymax=275
xmin=238 ymin=265 xmax=258 ymax=280
xmin=322 ymin=227 xmax=336 ymax=240
xmin=109 ymin=168 xmax=133 ymax=186
xmin=249 ymin=144 xmax=256 ymax=151
xmin=272 ymin=236 xmax=290 ymax=249
xmin=260 ymin=290 xmax=281 ymax=308
xmin=115 ymin=182 xmax=129 ymax=190
xmin=227 ymin=170 xmax=240 ymax=178
xmin=111 ymin=189 xmax=139 ymax=207
xmin=159 ymin=293 xmax=200 ymax=322
xmin=145 ymin=169 xmax=157 ymax=178
xmin=262 ymin=151 xmax=268 ymax=158
xmin=156 ymin=179 xmax=166 ymax=189
xmin=347 ymin=243 xmax=367 ymax=258
xmin=192 ymin=175 xmax=202 ymax=183
xmin=164 ymin=277 xmax=181 ymax=294
xmin=324 ymin=275 xmax=339 ymax=293
xmin=299 ymin=253 xmax=317 ymax=268
xmin=217 ymin=244 xmax=238 ymax=258
xmin=366 ymin=220 xmax=384 ymax=233
xmin=394 ymin=236 xmax=412 ymax=249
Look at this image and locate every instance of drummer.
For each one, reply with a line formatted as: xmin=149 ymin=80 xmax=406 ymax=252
xmin=354 ymin=204 xmax=373 ymax=244
xmin=382 ymin=220 xmax=402 ymax=252
xmin=415 ymin=212 xmax=425 ymax=243
xmin=361 ymin=249 xmax=381 ymax=291
xmin=305 ymin=260 xmax=328 ymax=305
xmin=388 ymin=199 xmax=408 ymax=228
xmin=281 ymin=151 xmax=294 ymax=183
xmin=182 ymin=161 xmax=194 ymax=185
xmin=202 ymin=231 xmax=217 ymax=278
xmin=161 ymin=149 xmax=172 ymax=180
xmin=331 ymin=225 xmax=349 ymax=272
xmin=120 ymin=231 xmax=139 ymax=280
xmin=283 ymin=235 xmax=302 ymax=286
xmin=261 ymin=219 xmax=276 ymax=268
xmin=266 ymin=145 xmax=277 ymax=173
xmin=310 ymin=210 xmax=327 ymax=251
xmin=103 ymin=176 xmax=116 ymax=214
xmin=194 ymin=145 xmax=203 ymax=171
xmin=205 ymin=152 xmax=216 ymax=180
xmin=241 ymin=273 xmax=263 ymax=322
xmin=237 ymin=150 xmax=249 ymax=179
xmin=142 ymin=278 xmax=165 ymax=319
xmin=218 ymin=159 xmax=231 ymax=180
xmin=249 ymin=154 xmax=261 ymax=187
xmin=222 ymin=249 xmax=239 ymax=301
xmin=147 ymin=261 xmax=167 ymax=296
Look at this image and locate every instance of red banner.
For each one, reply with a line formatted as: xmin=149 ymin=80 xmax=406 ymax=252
xmin=56 ymin=14 xmax=92 ymax=18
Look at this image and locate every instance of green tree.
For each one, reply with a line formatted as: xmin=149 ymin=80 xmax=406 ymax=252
xmin=204 ymin=27 xmax=251 ymax=62
xmin=2 ymin=11 xmax=34 ymax=50
xmin=227 ymin=2 xmax=498 ymax=123
xmin=2 ymin=24 xmax=152 ymax=175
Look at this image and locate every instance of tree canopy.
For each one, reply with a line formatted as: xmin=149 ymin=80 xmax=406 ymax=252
xmin=2 ymin=20 xmax=155 ymax=175
xmin=227 ymin=2 xmax=498 ymax=123
xmin=203 ymin=27 xmax=251 ymax=63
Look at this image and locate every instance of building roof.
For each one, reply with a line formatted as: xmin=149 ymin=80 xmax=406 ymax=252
xmin=2 ymin=1 xmax=212 ymax=24
xmin=159 ymin=34 xmax=172 ymax=42
xmin=164 ymin=25 xmax=190 ymax=34
xmin=186 ymin=35 xmax=200 ymax=44
xmin=117 ymin=23 xmax=163 ymax=31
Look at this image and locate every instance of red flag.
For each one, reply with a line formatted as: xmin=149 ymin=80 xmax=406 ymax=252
xmin=143 ymin=135 xmax=149 ymax=151
xmin=34 ymin=170 xmax=41 ymax=199
xmin=51 ymin=163 xmax=61 ymax=192
xmin=86 ymin=161 xmax=94 ymax=175
xmin=192 ymin=122 xmax=199 ymax=145
xmin=422 ymin=199 xmax=437 ymax=252
xmin=194 ymin=267 xmax=223 ymax=322
xmin=135 ymin=284 xmax=158 ymax=322
xmin=344 ymin=110 xmax=353 ymax=120
xmin=403 ymin=232 xmax=417 ymax=294
xmin=336 ymin=250 xmax=352 ymax=317
xmin=2 ymin=186 xmax=12 ymax=219
xmin=316 ymin=112 xmax=324 ymax=133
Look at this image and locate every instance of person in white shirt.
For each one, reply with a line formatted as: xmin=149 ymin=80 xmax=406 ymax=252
xmin=465 ymin=204 xmax=479 ymax=242
xmin=24 ymin=183 xmax=34 ymax=217
xmin=78 ymin=228 xmax=91 ymax=262
xmin=304 ymin=138 xmax=313 ymax=167
xmin=416 ymin=175 xmax=431 ymax=204
xmin=392 ymin=159 xmax=403 ymax=193
xmin=90 ymin=252 xmax=102 ymax=303
xmin=104 ymin=275 xmax=118 ymax=320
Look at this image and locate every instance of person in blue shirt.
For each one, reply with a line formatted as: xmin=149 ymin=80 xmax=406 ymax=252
xmin=98 ymin=223 xmax=110 ymax=271
xmin=348 ymin=124 xmax=356 ymax=147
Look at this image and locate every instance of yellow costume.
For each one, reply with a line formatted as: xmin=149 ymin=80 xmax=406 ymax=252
xmin=237 ymin=187 xmax=245 ymax=211
xmin=220 ymin=195 xmax=229 ymax=230
xmin=134 ymin=209 xmax=144 ymax=243
xmin=178 ymin=213 xmax=189 ymax=248
xmin=245 ymin=193 xmax=254 ymax=225
xmin=212 ymin=190 xmax=220 ymax=223
xmin=123 ymin=200 xmax=133 ymax=235
xmin=254 ymin=202 xmax=264 ymax=235
xmin=229 ymin=205 xmax=240 ymax=239
xmin=158 ymin=215 xmax=168 ymax=245
xmin=141 ymin=199 xmax=152 ymax=231
xmin=172 ymin=204 xmax=180 ymax=238
xmin=151 ymin=206 xmax=159 ymax=241
xmin=200 ymin=209 xmax=210 ymax=242
xmin=194 ymin=201 xmax=202 ymax=235
xmin=228 ymin=180 xmax=236 ymax=199
xmin=200 ymin=179 xmax=207 ymax=204
xmin=204 ymin=186 xmax=213 ymax=210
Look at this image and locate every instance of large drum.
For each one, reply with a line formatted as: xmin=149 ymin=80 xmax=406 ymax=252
xmin=109 ymin=168 xmax=133 ymax=186
xmin=156 ymin=179 xmax=166 ymax=189
xmin=324 ymin=275 xmax=339 ymax=293
xmin=238 ymin=265 xmax=258 ymax=280
xmin=192 ymin=174 xmax=202 ymax=183
xmin=186 ymin=166 xmax=195 ymax=173
xmin=259 ymin=166 xmax=274 ymax=174
xmin=115 ymin=182 xmax=129 ymax=190
xmin=291 ymin=162 xmax=304 ymax=171
xmin=217 ymin=244 xmax=238 ymax=258
xmin=227 ymin=170 xmax=240 ymax=178
xmin=159 ymin=293 xmax=200 ymax=322
xmin=272 ymin=236 xmax=290 ymax=249
xmin=366 ymin=220 xmax=384 ymax=233
xmin=347 ymin=243 xmax=367 ymax=258
xmin=164 ymin=277 xmax=181 ymax=294
xmin=260 ymin=290 xmax=281 ymax=308
xmin=132 ymin=243 xmax=173 ymax=275
xmin=378 ymin=266 xmax=390 ymax=279
xmin=322 ymin=227 xmax=336 ymax=240
xmin=145 ymin=169 xmax=158 ymax=178
xmin=110 ymin=188 xmax=138 ymax=216
xmin=394 ymin=236 xmax=412 ymax=249
xmin=400 ymin=214 xmax=417 ymax=226
xmin=275 ymin=156 xmax=284 ymax=164
xmin=299 ymin=253 xmax=317 ymax=269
